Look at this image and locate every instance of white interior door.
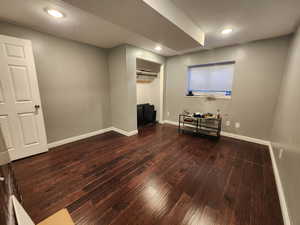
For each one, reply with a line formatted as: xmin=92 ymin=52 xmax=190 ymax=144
xmin=0 ymin=34 xmax=48 ymax=160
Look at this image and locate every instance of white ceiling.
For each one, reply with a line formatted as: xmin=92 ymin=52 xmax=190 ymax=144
xmin=62 ymin=0 xmax=204 ymax=51
xmin=0 ymin=0 xmax=178 ymax=55
xmin=0 ymin=0 xmax=299 ymax=56
xmin=172 ymin=0 xmax=300 ymax=50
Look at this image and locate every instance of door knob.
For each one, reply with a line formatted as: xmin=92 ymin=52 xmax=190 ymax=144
xmin=34 ymin=105 xmax=40 ymax=110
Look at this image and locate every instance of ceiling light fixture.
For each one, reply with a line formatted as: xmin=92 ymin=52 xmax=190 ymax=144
xmin=155 ymin=45 xmax=162 ymax=51
xmin=46 ymin=8 xmax=65 ymax=18
xmin=221 ymin=28 xmax=233 ymax=35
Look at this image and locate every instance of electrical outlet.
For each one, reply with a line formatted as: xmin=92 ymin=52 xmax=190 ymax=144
xmin=167 ymin=112 xmax=170 ymax=117
xmin=279 ymin=149 xmax=284 ymax=159
xmin=226 ymin=121 xmax=231 ymax=126
xmin=235 ymin=122 xmax=240 ymax=129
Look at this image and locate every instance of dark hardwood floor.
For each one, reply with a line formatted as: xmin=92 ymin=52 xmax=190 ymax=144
xmin=12 ymin=124 xmax=283 ymax=225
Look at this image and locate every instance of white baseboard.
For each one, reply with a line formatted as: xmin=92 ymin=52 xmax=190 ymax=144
xmin=221 ymin=131 xmax=269 ymax=146
xmin=163 ymin=120 xmax=269 ymax=146
xmin=110 ymin=127 xmax=138 ymax=137
xmin=268 ymin=143 xmax=291 ymax=225
xmin=48 ymin=127 xmax=138 ymax=149
xmin=48 ymin=127 xmax=114 ymax=149
xmin=12 ymin=195 xmax=35 ymax=225
xmin=163 ymin=120 xmax=178 ymax=126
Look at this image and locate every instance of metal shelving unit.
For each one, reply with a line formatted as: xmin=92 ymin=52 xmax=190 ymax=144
xmin=178 ymin=114 xmax=222 ymax=138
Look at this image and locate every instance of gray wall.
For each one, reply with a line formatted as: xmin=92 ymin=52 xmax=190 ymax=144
xmin=108 ymin=46 xmax=130 ymax=131
xmin=108 ymin=45 xmax=165 ymax=132
xmin=165 ymin=36 xmax=290 ymax=140
xmin=271 ymin=29 xmax=300 ymax=225
xmin=0 ymin=22 xmax=111 ymax=143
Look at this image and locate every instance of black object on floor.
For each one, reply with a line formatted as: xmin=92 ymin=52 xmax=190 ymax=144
xmin=137 ymin=103 xmax=156 ymax=126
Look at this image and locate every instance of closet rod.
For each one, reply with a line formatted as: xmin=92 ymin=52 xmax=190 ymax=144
xmin=136 ymin=70 xmax=158 ymax=76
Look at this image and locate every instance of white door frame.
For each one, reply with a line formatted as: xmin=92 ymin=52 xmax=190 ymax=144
xmin=159 ymin=64 xmax=164 ymax=123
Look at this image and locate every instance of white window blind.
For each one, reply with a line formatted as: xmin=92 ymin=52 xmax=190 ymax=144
xmin=187 ymin=62 xmax=235 ymax=96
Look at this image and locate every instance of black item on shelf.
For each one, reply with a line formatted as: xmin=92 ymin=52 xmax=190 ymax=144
xmin=137 ymin=103 xmax=157 ymax=126
xmin=186 ymin=91 xmax=194 ymax=96
xmin=193 ymin=112 xmax=203 ymax=118
xmin=178 ymin=114 xmax=222 ymax=138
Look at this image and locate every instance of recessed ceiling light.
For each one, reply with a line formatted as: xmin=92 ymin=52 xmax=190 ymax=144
xmin=155 ymin=45 xmax=162 ymax=51
xmin=221 ymin=28 xmax=233 ymax=35
xmin=46 ymin=9 xmax=64 ymax=18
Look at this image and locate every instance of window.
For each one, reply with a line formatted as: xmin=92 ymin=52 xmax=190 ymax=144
xmin=187 ymin=61 xmax=235 ymax=97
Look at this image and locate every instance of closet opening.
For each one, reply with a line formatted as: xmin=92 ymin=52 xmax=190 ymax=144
xmin=136 ymin=58 xmax=163 ymax=128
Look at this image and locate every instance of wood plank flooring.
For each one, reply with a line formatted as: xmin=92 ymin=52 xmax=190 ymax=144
xmin=12 ymin=124 xmax=284 ymax=225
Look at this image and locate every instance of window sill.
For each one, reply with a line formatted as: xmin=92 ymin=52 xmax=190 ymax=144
xmin=184 ymin=95 xmax=232 ymax=100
